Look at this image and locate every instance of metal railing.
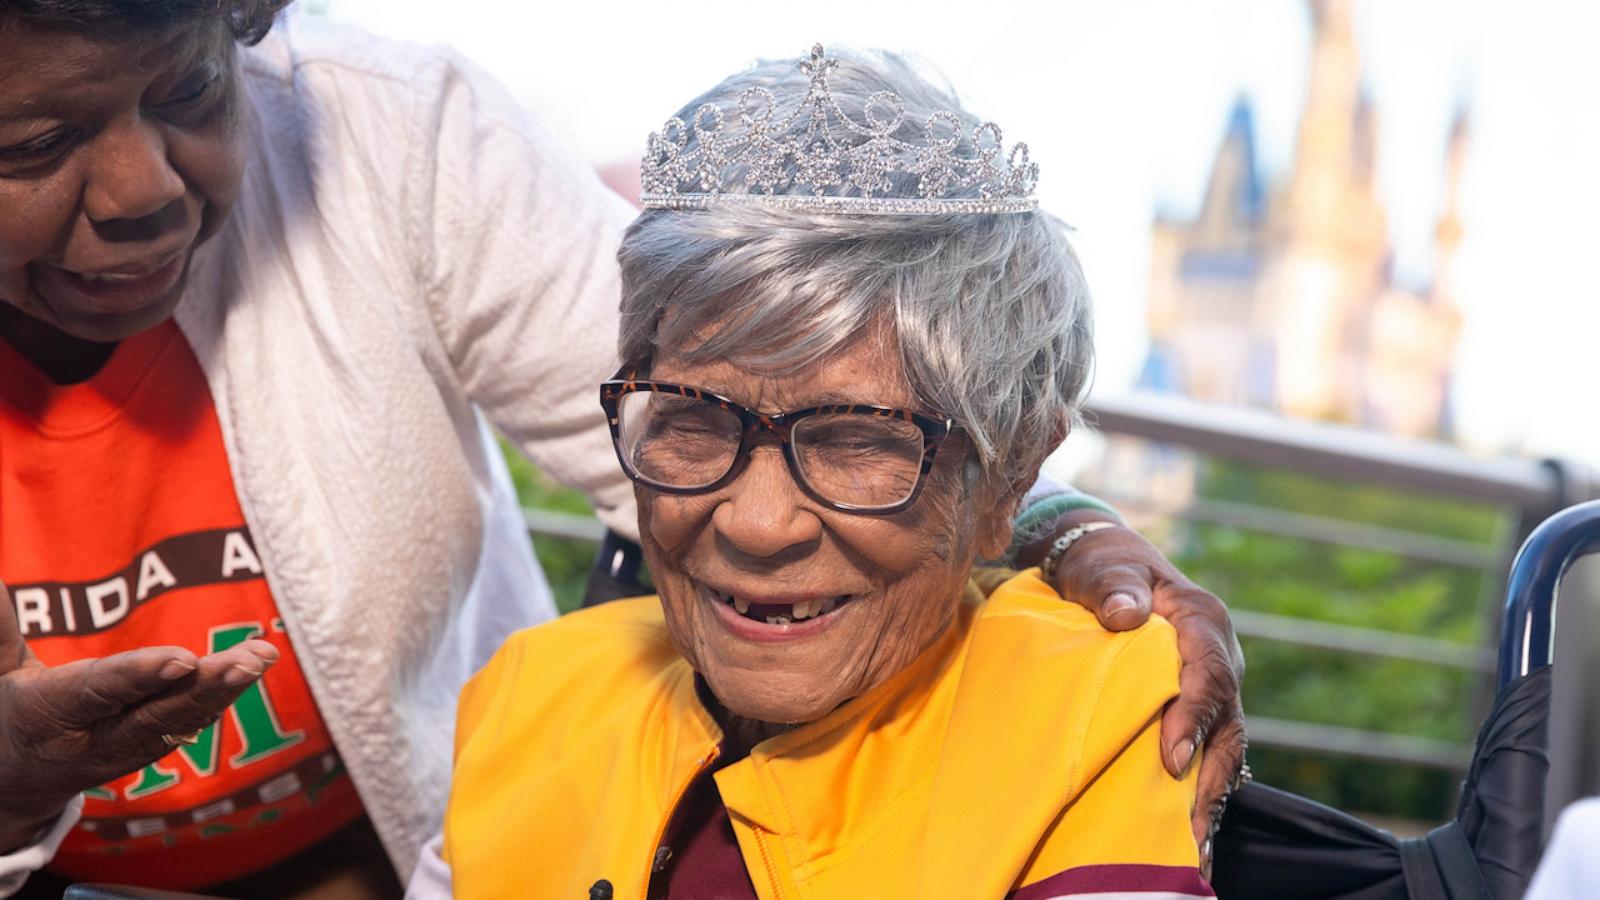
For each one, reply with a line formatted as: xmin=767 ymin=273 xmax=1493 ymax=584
xmin=1080 ymin=392 xmax=1598 ymax=776
xmin=1084 ymin=392 xmax=1589 ymax=511
xmin=523 ymin=507 xmax=606 ymax=543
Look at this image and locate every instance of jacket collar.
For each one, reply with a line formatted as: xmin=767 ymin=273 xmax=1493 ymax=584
xmin=708 ymin=585 xmax=981 ymax=851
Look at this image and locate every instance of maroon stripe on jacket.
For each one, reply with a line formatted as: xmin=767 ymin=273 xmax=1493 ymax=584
xmin=1008 ymin=863 xmax=1214 ymax=898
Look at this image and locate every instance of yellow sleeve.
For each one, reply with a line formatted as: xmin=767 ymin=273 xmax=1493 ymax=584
xmin=1013 ymin=618 xmax=1205 ymax=895
xmin=1018 ymin=716 xmax=1201 ymax=881
xmin=452 ymin=628 xmax=527 ymax=761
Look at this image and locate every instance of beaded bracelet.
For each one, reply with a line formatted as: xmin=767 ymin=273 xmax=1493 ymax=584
xmin=1005 ymin=491 xmax=1124 ymax=564
xmin=1038 ymin=521 xmax=1120 ymax=585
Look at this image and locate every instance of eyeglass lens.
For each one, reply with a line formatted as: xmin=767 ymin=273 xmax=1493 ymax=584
xmin=615 ymin=391 xmax=926 ymax=509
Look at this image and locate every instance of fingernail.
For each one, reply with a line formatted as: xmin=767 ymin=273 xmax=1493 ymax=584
xmin=1104 ymin=592 xmax=1138 ymax=617
xmin=1172 ymin=738 xmax=1197 ymax=775
xmin=159 ymin=659 xmax=196 ymax=681
xmin=223 ymin=664 xmax=262 ymax=687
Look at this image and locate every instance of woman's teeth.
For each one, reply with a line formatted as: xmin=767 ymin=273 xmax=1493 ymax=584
xmin=78 ymin=271 xmax=151 ymax=284
xmin=720 ymin=592 xmax=845 ymax=624
xmin=795 ymin=597 xmax=839 ymax=619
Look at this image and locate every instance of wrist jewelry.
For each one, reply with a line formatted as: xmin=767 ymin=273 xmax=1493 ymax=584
xmin=1005 ymin=491 xmax=1125 ymax=562
xmin=1038 ymin=521 xmax=1119 ymax=584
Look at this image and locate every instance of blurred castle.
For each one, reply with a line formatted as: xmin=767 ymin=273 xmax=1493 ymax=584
xmin=1140 ymin=0 xmax=1468 ymax=438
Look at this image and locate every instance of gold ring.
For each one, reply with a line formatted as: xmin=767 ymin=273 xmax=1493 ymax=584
xmin=161 ymin=731 xmax=202 ymax=747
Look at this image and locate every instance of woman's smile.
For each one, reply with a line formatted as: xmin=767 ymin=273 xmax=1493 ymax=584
xmin=32 ymin=249 xmax=190 ymax=316
xmin=698 ymin=580 xmax=858 ymax=642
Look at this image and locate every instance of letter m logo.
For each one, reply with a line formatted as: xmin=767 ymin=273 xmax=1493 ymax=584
xmin=124 ymin=622 xmax=306 ymax=800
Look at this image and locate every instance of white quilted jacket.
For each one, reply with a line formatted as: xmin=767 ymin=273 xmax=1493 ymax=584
xmin=0 ymin=17 xmax=637 ymax=889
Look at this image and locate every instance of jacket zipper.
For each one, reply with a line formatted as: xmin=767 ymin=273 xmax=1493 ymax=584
xmin=639 ymin=747 xmax=719 ymax=900
xmin=753 ymin=826 xmax=787 ymax=900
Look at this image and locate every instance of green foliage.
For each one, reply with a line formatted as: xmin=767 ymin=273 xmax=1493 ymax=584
xmin=1198 ymin=462 xmax=1502 ymax=544
xmin=1169 ymin=459 xmax=1504 ymax=823
xmin=502 ymin=443 xmax=602 ymax=517
xmin=501 ymin=441 xmax=602 ymax=615
xmin=1244 ymin=746 xmax=1462 ymax=822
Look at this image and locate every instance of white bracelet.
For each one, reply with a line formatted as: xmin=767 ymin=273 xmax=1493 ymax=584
xmin=1038 ymin=521 xmax=1119 ymax=584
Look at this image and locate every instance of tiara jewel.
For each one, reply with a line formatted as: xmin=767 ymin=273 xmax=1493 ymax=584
xmin=640 ymin=44 xmax=1040 ymax=216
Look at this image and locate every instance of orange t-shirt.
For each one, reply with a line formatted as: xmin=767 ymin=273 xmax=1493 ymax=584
xmin=0 ymin=321 xmax=363 ymax=888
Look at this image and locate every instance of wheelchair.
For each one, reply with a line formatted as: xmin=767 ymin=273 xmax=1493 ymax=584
xmin=1210 ymin=498 xmax=1600 ymax=899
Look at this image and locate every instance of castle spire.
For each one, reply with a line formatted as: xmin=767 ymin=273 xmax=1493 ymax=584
xmin=1282 ymin=0 xmax=1363 ymax=238
xmin=1431 ymin=104 xmax=1471 ymax=305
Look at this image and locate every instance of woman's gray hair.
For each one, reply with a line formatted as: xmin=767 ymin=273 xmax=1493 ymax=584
xmin=618 ymin=47 xmax=1093 ymax=490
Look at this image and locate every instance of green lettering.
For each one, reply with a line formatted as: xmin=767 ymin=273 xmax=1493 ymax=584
xmin=210 ymin=623 xmax=305 ymax=767
xmin=107 ymin=621 xmax=307 ymax=801
xmin=253 ymin=808 xmax=283 ymax=825
xmin=126 ymin=719 xmax=221 ymax=794
xmin=123 ymin=619 xmax=305 ymax=798
xmin=165 ymin=720 xmax=222 ymax=778
xmin=125 ymin=762 xmax=179 ymax=800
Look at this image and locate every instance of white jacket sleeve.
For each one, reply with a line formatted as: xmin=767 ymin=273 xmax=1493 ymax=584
xmin=1525 ymin=797 xmax=1600 ymax=900
xmin=404 ymin=49 xmax=640 ymax=540
xmin=404 ymin=833 xmax=453 ymax=900
xmin=0 ymin=796 xmax=82 ymax=898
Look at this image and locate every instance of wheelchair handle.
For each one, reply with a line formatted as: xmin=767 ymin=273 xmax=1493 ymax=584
xmin=1499 ymin=498 xmax=1600 ymax=687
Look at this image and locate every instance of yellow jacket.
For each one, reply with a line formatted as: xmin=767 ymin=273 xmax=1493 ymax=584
xmin=445 ymin=571 xmax=1205 ymax=899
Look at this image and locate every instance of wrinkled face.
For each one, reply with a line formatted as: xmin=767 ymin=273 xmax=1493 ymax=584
xmin=639 ymin=326 xmax=1016 ymax=725
xmin=0 ymin=18 xmax=247 ymax=342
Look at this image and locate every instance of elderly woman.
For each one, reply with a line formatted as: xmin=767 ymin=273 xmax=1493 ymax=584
xmin=438 ymin=47 xmax=1211 ymax=899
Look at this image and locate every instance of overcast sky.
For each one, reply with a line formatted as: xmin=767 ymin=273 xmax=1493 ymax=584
xmin=322 ymin=0 xmax=1599 ymax=465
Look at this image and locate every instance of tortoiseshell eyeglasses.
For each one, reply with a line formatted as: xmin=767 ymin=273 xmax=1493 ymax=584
xmin=599 ymin=373 xmax=954 ymax=515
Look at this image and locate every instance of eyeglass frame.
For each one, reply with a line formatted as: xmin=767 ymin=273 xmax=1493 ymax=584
xmin=599 ymin=370 xmax=955 ymax=515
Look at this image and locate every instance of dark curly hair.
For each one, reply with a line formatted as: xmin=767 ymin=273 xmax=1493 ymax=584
xmin=0 ymin=0 xmax=293 ymax=44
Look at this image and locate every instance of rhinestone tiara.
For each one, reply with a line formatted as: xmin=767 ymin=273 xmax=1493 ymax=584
xmin=640 ymin=44 xmax=1039 ymax=216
